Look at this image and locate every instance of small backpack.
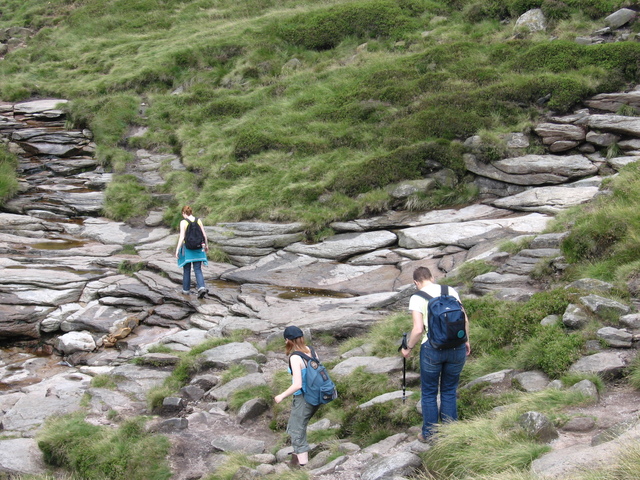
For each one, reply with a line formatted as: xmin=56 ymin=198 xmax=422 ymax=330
xmin=184 ymin=218 xmax=205 ymax=250
xmin=290 ymin=348 xmax=338 ymax=406
xmin=413 ymin=285 xmax=467 ymax=350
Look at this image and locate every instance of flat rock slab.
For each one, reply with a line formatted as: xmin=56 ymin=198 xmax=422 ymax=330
xmin=1 ymin=371 xmax=92 ymax=433
xmin=109 ymin=364 xmax=172 ymax=400
xmin=465 ymin=154 xmax=597 ymax=185
xmin=397 ymin=213 xmax=552 ymax=249
xmin=199 ymin=342 xmax=261 ymax=369
xmin=222 ymin=251 xmax=401 ymax=295
xmin=284 ymin=230 xmax=397 ymax=261
xmin=79 ymin=217 xmax=171 ymax=245
xmin=0 ymin=438 xmax=48 ymax=476
xmin=243 ymin=286 xmax=399 ymax=338
xmin=332 ymin=356 xmax=403 ymax=376
xmin=490 ymin=185 xmax=600 ymax=214
xmin=569 ymin=351 xmax=635 ymax=379
xmin=531 ymin=422 xmax=640 ymax=479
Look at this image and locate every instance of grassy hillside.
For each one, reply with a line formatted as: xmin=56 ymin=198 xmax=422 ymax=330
xmin=1 ymin=0 xmax=638 ymax=231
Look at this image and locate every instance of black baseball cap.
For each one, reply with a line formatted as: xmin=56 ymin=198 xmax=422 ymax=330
xmin=283 ymin=326 xmax=304 ymax=340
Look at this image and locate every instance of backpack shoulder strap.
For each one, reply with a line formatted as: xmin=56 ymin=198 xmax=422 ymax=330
xmin=412 ymin=290 xmax=433 ymax=301
xmin=288 ymin=348 xmax=317 ymax=371
xmin=293 ymin=348 xmax=318 ymax=362
xmin=441 ymin=284 xmax=449 ymax=296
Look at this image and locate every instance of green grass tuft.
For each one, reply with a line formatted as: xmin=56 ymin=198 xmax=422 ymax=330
xmin=37 ymin=414 xmax=171 ymax=480
xmin=0 ymin=145 xmax=19 ymax=206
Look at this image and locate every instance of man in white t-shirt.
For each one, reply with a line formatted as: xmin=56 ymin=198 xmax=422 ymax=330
xmin=401 ymin=266 xmax=470 ymax=443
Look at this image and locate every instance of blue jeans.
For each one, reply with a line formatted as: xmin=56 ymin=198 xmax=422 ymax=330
xmin=420 ymin=342 xmax=467 ymax=438
xmin=182 ymin=261 xmax=205 ymax=292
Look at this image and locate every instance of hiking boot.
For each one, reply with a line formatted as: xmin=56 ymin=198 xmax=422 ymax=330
xmin=417 ymin=433 xmax=434 ymax=444
xmin=181 ymin=290 xmax=190 ymax=295
xmin=197 ymin=287 xmax=208 ymax=299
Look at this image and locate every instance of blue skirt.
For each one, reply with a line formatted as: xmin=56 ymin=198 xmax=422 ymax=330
xmin=177 ymin=245 xmax=209 ymax=268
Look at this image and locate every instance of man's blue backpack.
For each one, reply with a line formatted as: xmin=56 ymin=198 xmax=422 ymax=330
xmin=290 ymin=348 xmax=338 ymax=406
xmin=414 ymin=285 xmax=467 ymax=350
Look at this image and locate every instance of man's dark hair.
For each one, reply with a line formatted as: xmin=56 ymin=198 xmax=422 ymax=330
xmin=413 ymin=266 xmax=433 ymax=283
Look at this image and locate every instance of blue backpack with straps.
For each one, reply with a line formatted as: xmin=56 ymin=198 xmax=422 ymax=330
xmin=290 ymin=347 xmax=338 ymax=405
xmin=413 ymin=285 xmax=467 ymax=349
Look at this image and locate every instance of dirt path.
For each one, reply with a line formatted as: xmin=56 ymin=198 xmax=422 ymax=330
xmin=532 ymin=382 xmax=640 ymax=479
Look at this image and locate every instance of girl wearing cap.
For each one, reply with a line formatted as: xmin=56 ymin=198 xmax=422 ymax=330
xmin=274 ymin=325 xmax=319 ymax=468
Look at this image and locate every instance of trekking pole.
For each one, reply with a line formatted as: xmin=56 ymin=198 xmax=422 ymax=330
xmin=398 ymin=332 xmax=408 ymax=403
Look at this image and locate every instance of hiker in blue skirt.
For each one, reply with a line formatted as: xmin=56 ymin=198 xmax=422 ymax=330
xmin=175 ymin=205 xmax=209 ymax=298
